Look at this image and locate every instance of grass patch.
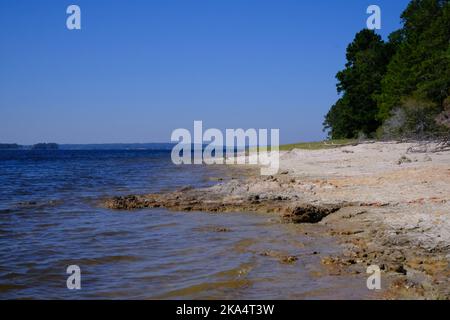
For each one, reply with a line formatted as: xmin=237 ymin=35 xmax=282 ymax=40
xmin=279 ymin=139 xmax=358 ymax=151
xmin=248 ymin=139 xmax=358 ymax=153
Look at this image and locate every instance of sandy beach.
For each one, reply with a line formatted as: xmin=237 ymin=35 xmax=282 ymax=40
xmin=105 ymin=141 xmax=450 ymax=299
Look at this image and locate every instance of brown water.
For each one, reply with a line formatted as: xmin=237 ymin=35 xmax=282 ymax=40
xmin=0 ymin=150 xmax=372 ymax=299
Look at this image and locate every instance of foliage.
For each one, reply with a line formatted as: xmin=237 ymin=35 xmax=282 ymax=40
xmin=31 ymin=143 xmax=59 ymax=150
xmin=324 ymin=0 xmax=450 ymax=140
xmin=323 ymin=30 xmax=392 ymax=138
xmin=379 ymin=97 xmax=445 ymax=139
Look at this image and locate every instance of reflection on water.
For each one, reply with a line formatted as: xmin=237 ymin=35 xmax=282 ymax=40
xmin=0 ymin=150 xmax=370 ymax=299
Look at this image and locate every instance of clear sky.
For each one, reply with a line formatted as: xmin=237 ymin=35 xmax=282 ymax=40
xmin=0 ymin=0 xmax=410 ymax=144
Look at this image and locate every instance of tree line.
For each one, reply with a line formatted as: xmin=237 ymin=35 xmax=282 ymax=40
xmin=324 ymin=0 xmax=450 ymax=140
xmin=0 ymin=143 xmax=59 ymax=150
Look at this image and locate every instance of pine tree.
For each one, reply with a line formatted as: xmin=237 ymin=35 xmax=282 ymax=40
xmin=324 ymin=30 xmax=392 ymax=138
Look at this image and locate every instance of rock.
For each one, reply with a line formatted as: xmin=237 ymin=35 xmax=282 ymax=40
xmin=260 ymin=250 xmax=279 ymax=258
xmin=394 ymin=264 xmax=408 ymax=275
xmin=280 ymin=256 xmax=298 ymax=264
xmin=423 ymin=155 xmax=432 ymax=162
xmin=104 ymin=195 xmax=149 ymax=210
xmin=248 ymin=195 xmax=260 ymax=201
xmin=397 ymin=155 xmax=412 ymax=165
xmin=284 ymin=204 xmax=342 ymax=223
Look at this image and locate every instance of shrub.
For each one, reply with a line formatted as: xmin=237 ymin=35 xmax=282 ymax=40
xmin=379 ymin=97 xmax=445 ymax=139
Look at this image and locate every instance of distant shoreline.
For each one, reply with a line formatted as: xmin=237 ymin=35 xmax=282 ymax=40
xmin=0 ymin=142 xmax=175 ymax=151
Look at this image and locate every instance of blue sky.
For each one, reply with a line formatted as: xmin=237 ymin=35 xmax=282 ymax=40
xmin=0 ymin=0 xmax=410 ymax=144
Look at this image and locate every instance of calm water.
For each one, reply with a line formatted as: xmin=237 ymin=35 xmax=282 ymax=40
xmin=0 ymin=150 xmax=370 ymax=299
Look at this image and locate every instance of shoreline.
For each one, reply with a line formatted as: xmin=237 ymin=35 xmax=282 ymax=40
xmin=104 ymin=141 xmax=450 ymax=299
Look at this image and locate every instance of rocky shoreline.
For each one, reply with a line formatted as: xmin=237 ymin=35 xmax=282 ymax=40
xmin=104 ymin=142 xmax=450 ymax=299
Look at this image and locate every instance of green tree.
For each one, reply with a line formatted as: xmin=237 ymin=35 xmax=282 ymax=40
xmin=324 ymin=29 xmax=393 ymax=138
xmin=377 ymin=0 xmax=450 ymax=121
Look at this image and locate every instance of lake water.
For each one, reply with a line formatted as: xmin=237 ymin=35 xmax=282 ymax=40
xmin=0 ymin=150 xmax=370 ymax=299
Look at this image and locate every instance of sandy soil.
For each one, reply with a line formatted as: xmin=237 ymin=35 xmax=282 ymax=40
xmin=104 ymin=142 xmax=450 ymax=299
